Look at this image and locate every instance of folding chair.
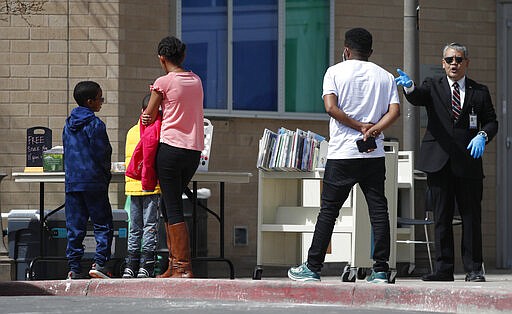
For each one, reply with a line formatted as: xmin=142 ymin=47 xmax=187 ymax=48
xmin=396 ymin=187 xmax=435 ymax=274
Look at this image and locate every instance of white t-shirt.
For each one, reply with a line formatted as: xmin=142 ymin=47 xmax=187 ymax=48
xmin=322 ymin=60 xmax=400 ymax=159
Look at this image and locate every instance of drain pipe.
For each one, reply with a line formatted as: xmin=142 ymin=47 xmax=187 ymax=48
xmin=402 ymin=0 xmax=420 ymax=157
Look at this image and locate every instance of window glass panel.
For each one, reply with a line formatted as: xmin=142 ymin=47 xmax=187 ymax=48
xmin=234 ymin=0 xmax=275 ymax=5
xmin=285 ymin=0 xmax=329 ymax=113
xmin=182 ymin=2 xmax=228 ymax=109
xmin=233 ymin=1 xmax=278 ymax=111
xmin=184 ymin=0 xmax=227 ymax=8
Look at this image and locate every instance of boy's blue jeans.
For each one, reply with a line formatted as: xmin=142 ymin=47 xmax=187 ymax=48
xmin=127 ymin=194 xmax=160 ymax=255
xmin=65 ymin=191 xmax=113 ymax=273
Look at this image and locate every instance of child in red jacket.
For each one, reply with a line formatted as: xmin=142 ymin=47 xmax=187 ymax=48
xmin=123 ymin=95 xmax=162 ymax=278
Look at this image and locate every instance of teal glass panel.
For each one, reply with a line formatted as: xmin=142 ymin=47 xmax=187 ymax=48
xmin=285 ymin=0 xmax=329 ymax=113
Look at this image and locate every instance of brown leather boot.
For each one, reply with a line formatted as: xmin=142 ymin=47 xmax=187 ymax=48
xmin=169 ymin=221 xmax=194 ymax=278
xmin=156 ymin=222 xmax=173 ymax=278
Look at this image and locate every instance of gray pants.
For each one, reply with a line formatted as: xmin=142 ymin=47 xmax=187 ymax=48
xmin=127 ymin=194 xmax=160 ymax=254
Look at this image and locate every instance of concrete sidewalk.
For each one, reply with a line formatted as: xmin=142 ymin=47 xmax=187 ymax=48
xmin=1 ymin=273 xmax=512 ymax=313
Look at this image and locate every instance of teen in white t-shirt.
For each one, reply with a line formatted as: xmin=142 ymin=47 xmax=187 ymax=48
xmin=322 ymin=59 xmax=400 ymax=159
xmin=288 ymin=28 xmax=401 ymax=283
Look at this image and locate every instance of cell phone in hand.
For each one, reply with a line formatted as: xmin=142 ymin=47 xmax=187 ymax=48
xmin=356 ymin=137 xmax=377 ymax=153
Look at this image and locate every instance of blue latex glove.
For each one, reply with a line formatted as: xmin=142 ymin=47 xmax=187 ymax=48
xmin=395 ymin=68 xmax=413 ymax=88
xmin=467 ymin=134 xmax=486 ymax=159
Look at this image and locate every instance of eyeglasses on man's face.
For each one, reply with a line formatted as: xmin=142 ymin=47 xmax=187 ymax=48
xmin=443 ymin=56 xmax=465 ymax=64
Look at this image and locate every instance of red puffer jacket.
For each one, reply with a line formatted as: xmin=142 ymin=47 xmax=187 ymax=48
xmin=125 ymin=113 xmax=162 ymax=191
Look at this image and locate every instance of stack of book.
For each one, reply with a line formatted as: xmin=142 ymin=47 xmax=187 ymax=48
xmin=257 ymin=127 xmax=328 ymax=171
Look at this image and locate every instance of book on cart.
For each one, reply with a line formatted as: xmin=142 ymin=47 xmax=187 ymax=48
xmin=257 ymin=128 xmax=278 ymax=171
xmin=257 ymin=127 xmax=327 ymax=172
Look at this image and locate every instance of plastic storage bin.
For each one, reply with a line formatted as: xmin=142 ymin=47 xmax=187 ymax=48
xmin=8 ymin=209 xmax=128 ymax=280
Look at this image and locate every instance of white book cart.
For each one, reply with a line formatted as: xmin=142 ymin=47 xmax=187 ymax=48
xmin=395 ymin=150 xmax=417 ymax=274
xmin=255 ymin=142 xmax=401 ymax=283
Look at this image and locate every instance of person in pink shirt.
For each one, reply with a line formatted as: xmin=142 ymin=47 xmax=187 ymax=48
xmin=142 ymin=36 xmax=204 ymax=278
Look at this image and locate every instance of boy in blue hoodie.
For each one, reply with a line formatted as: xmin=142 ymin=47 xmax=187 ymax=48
xmin=63 ymin=81 xmax=113 ymax=279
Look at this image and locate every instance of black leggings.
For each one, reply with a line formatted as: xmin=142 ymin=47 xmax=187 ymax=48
xmin=156 ymin=143 xmax=200 ymax=225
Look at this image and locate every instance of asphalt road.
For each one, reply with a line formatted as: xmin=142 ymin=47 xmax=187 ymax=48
xmin=0 ymin=296 xmax=444 ymax=314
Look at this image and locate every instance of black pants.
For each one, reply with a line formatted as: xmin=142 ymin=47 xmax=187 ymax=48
xmin=156 ymin=143 xmax=200 ymax=225
xmin=307 ymin=157 xmax=390 ymax=273
xmin=427 ymin=162 xmax=483 ymax=274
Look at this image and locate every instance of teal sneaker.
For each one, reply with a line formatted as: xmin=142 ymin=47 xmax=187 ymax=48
xmin=366 ymin=270 xmax=388 ymax=283
xmin=288 ymin=262 xmax=320 ymax=282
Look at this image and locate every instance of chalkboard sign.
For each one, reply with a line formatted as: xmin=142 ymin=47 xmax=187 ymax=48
xmin=26 ymin=127 xmax=52 ymax=167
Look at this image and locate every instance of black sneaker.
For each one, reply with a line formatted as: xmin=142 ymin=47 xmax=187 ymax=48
xmin=465 ymin=270 xmax=486 ymax=282
xmin=122 ymin=266 xmax=137 ymax=279
xmin=67 ymin=270 xmax=88 ymax=280
xmin=89 ymin=263 xmax=112 ymax=279
xmin=122 ymin=253 xmax=140 ymax=279
xmin=137 ymin=260 xmax=155 ymax=278
xmin=421 ymin=272 xmax=454 ymax=281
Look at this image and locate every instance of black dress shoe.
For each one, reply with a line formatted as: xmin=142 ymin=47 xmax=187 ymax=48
xmin=465 ymin=270 xmax=486 ymax=282
xmin=421 ymin=272 xmax=454 ymax=281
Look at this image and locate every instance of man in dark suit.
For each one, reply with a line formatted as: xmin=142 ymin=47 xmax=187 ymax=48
xmin=395 ymin=42 xmax=498 ymax=282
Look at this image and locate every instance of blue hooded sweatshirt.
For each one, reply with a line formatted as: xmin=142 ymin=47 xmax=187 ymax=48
xmin=62 ymin=106 xmax=112 ymax=192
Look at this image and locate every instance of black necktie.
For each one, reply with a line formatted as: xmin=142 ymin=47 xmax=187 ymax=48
xmin=452 ymin=82 xmax=461 ymax=121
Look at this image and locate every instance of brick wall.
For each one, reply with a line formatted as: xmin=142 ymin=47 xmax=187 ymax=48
xmin=0 ymin=0 xmax=171 ymax=210
xmin=0 ymin=0 xmax=123 ymax=213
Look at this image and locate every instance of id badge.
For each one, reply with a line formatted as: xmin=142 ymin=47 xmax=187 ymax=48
xmin=469 ymin=113 xmax=478 ymax=129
